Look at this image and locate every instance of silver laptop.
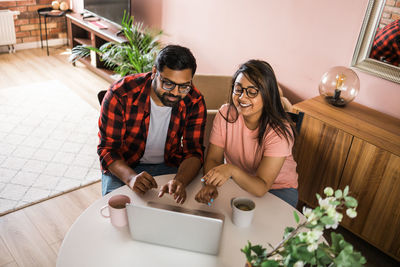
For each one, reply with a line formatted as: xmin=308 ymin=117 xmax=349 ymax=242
xmin=126 ymin=201 xmax=224 ymax=255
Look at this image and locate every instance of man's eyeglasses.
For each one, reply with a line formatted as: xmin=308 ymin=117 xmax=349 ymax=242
xmin=157 ymin=72 xmax=192 ymax=94
xmin=233 ymin=83 xmax=259 ymax=98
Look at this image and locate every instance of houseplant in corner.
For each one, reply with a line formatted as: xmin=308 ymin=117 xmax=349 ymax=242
xmin=242 ymin=186 xmax=366 ymax=267
xmin=69 ymin=11 xmax=163 ymax=77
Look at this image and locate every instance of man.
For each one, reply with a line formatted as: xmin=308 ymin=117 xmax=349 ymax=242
xmin=370 ymin=19 xmax=400 ymax=67
xmin=98 ymin=45 xmax=206 ymax=204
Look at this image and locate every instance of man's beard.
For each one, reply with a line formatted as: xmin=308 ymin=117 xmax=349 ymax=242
xmin=152 ymin=79 xmax=182 ymax=107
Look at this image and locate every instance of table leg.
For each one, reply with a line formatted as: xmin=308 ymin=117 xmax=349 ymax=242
xmin=65 ymin=16 xmax=68 ymax=47
xmin=39 ymin=14 xmax=43 ymax=49
xmin=44 ymin=16 xmax=49 ymax=56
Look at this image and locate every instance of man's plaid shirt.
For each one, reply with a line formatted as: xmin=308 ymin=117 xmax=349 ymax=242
xmin=97 ymin=72 xmax=207 ymax=173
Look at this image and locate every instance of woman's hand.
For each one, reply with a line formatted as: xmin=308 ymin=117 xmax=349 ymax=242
xmin=202 ymin=164 xmax=233 ymax=187
xmin=195 ymin=184 xmax=218 ymax=206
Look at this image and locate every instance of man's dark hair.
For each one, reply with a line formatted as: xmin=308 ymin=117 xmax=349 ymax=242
xmin=155 ymin=45 xmax=197 ymax=76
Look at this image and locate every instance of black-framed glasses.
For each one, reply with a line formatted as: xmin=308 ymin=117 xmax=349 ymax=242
xmin=157 ymin=72 xmax=192 ymax=94
xmin=233 ymin=83 xmax=259 ymax=98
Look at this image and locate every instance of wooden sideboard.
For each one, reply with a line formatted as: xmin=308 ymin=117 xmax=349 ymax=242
xmin=293 ymin=96 xmax=400 ymax=260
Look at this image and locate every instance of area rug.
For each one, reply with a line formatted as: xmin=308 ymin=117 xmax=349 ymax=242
xmin=0 ymin=80 xmax=101 ymax=216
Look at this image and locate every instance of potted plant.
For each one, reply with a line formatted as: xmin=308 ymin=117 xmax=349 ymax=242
xmin=242 ymin=186 xmax=366 ymax=267
xmin=69 ymin=11 xmax=163 ymax=77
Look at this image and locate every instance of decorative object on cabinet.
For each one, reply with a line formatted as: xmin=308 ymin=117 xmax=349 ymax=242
xmin=293 ymin=96 xmax=400 ymax=261
xmin=318 ymin=66 xmax=360 ymax=107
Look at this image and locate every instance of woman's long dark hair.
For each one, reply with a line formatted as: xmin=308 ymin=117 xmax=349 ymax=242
xmin=221 ymin=59 xmax=295 ymax=145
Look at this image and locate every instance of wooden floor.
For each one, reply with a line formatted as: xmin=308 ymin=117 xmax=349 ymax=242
xmin=0 ymin=182 xmax=101 ymax=267
xmin=0 ymin=46 xmax=111 ymax=108
xmin=0 ymin=46 xmax=108 ymax=267
xmin=0 ymin=47 xmax=399 ymax=266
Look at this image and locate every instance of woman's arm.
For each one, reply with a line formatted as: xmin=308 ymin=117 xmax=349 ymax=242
xmin=204 ymin=155 xmax=286 ymax=197
xmin=203 ymin=143 xmax=225 ymax=175
xmin=195 ymin=144 xmax=224 ymax=205
xmin=231 ymin=156 xmax=285 ymax=197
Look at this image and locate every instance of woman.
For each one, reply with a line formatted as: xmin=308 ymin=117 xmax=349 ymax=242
xmin=195 ymin=60 xmax=298 ymax=207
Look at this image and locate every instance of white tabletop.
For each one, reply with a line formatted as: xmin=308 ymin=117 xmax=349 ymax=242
xmin=57 ymin=174 xmax=303 ymax=267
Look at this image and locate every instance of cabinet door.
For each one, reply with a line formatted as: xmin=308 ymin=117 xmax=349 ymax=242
xmin=294 ymin=114 xmax=353 ymax=207
xmin=340 ymin=137 xmax=400 ymax=258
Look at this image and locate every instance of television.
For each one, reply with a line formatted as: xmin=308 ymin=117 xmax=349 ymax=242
xmin=84 ymin=0 xmax=131 ymax=27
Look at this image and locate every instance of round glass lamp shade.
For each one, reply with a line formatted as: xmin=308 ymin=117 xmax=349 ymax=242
xmin=318 ymin=66 xmax=360 ymax=106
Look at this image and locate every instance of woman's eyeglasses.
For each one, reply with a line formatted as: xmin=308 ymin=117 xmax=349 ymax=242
xmin=233 ymin=83 xmax=259 ymax=98
xmin=158 ymin=72 xmax=192 ymax=94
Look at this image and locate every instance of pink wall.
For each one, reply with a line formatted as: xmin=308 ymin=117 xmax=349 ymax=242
xmin=160 ymin=0 xmax=400 ymax=118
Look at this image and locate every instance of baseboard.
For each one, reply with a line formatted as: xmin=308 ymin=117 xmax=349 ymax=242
xmin=0 ymin=38 xmax=67 ymax=53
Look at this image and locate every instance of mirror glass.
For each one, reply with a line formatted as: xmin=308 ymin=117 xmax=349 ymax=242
xmin=351 ymin=0 xmax=400 ymax=84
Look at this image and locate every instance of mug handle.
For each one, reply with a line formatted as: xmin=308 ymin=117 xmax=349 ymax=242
xmin=100 ymin=205 xmax=110 ymax=218
xmin=231 ymin=197 xmax=236 ymax=208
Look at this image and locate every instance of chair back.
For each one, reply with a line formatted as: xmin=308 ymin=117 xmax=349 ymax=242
xmin=98 ymin=90 xmax=107 ymax=105
xmin=287 ymin=111 xmax=304 ymax=134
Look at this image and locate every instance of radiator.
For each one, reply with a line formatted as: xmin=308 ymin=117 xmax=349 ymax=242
xmin=0 ymin=10 xmax=19 ymax=53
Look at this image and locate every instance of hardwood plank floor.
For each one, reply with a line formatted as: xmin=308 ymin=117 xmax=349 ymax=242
xmin=0 ymin=236 xmax=13 ymax=266
xmin=0 ymin=46 xmax=111 ymax=109
xmin=0 ymin=47 xmax=105 ymax=267
xmin=0 ymin=182 xmax=101 ymax=267
xmin=0 ymin=209 xmax=57 ymax=266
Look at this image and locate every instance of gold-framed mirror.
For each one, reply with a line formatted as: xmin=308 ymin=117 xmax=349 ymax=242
xmin=351 ymin=0 xmax=400 ymax=84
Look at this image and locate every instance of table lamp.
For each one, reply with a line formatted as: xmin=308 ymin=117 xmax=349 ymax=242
xmin=318 ymin=66 xmax=360 ymax=107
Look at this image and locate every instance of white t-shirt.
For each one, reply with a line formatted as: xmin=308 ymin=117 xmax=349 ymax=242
xmin=140 ymin=97 xmax=172 ymax=164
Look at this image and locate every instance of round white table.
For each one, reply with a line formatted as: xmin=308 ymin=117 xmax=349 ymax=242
xmin=57 ymin=174 xmax=303 ymax=267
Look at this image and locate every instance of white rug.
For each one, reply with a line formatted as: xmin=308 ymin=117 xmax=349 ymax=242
xmin=0 ymin=80 xmax=101 ymax=215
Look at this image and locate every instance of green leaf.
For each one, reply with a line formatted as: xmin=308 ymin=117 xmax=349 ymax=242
xmin=315 ymin=246 xmax=332 ymax=265
xmin=316 ymin=193 xmax=321 ymax=200
xmin=344 ymin=196 xmax=358 ymax=208
xmin=335 ymin=189 xmax=343 ymax=198
xmin=284 ymin=227 xmax=295 ymax=238
xmin=241 ymin=241 xmax=252 ymax=262
xmin=320 ymin=215 xmax=335 ymax=225
xmin=251 ymin=244 xmax=266 ymax=256
xmin=293 ymin=211 xmax=300 ymax=224
xmin=343 ymin=185 xmax=349 ymax=196
xmin=260 ymin=260 xmax=279 ymax=267
xmin=334 ymin=246 xmax=367 ymax=267
xmin=331 ymin=232 xmax=345 ymax=253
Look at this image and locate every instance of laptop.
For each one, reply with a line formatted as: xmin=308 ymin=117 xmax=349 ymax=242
xmin=126 ymin=201 xmax=225 ymax=255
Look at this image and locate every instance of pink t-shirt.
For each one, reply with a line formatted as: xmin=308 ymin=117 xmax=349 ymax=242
xmin=209 ymin=104 xmax=298 ymax=189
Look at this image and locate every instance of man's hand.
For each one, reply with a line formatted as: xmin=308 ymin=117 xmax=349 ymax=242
xmin=195 ymin=184 xmax=218 ymax=206
xmin=202 ymin=164 xmax=232 ymax=187
xmin=129 ymin=171 xmax=158 ymax=195
xmin=158 ymin=179 xmax=187 ymax=204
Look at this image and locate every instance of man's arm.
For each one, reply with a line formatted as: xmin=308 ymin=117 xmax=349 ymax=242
xmin=108 ymin=160 xmax=157 ymax=194
xmin=158 ymin=95 xmax=207 ymax=203
xmin=174 ymin=156 xmax=202 ymax=186
xmin=98 ymin=87 xmax=157 ymax=195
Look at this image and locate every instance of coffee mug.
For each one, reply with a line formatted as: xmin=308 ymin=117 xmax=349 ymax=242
xmin=231 ymin=197 xmax=256 ymax=227
xmin=100 ymin=194 xmax=131 ymax=227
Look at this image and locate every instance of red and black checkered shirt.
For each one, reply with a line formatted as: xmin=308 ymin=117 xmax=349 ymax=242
xmin=97 ymin=72 xmax=207 ymax=172
xmin=370 ymin=19 xmax=400 ymax=66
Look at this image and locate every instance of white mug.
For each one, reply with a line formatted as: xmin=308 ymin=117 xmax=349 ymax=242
xmin=100 ymin=194 xmax=131 ymax=227
xmin=231 ymin=197 xmax=256 ymax=228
